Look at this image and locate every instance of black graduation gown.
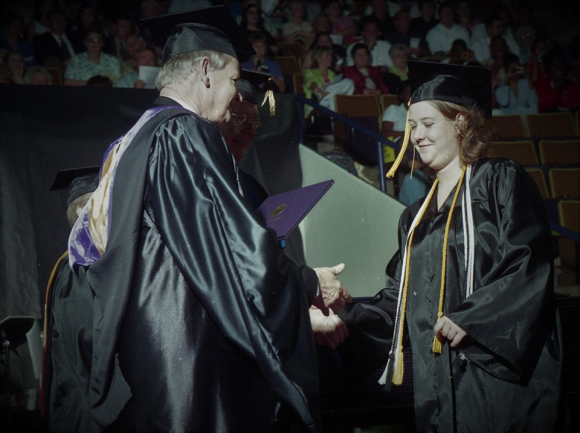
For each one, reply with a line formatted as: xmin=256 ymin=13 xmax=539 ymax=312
xmin=340 ymin=158 xmax=562 ymax=432
xmin=44 ymin=255 xmax=100 ymax=433
xmin=79 ymin=99 xmax=320 ymax=432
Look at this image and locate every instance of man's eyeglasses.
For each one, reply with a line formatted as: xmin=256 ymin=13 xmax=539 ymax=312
xmin=231 ymin=113 xmax=262 ymax=131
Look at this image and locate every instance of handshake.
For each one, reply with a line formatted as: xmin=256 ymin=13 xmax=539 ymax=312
xmin=310 ymin=263 xmax=351 ymax=350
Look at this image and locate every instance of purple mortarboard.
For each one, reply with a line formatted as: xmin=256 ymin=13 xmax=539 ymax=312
xmin=141 ymin=6 xmax=254 ymax=64
xmin=50 ymin=166 xmax=100 ymax=207
xmin=408 ymin=60 xmax=492 ymax=118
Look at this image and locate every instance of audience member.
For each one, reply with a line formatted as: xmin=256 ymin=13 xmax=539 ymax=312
xmin=455 ymin=0 xmax=481 ymax=35
xmin=515 ymin=25 xmax=535 ymax=64
xmin=64 ymin=30 xmax=121 ymax=86
xmin=347 ymin=20 xmax=393 ymax=71
xmin=240 ymin=5 xmax=279 ymax=55
xmin=426 ymin=2 xmax=470 ymax=56
xmin=382 ymin=43 xmax=409 ymax=93
xmin=25 ymin=0 xmax=53 ymax=42
xmin=2 ymin=13 xmax=37 ymax=68
xmin=311 ymin=12 xmax=333 ymax=35
xmin=494 ymin=53 xmax=538 ymax=119
xmin=471 ymin=15 xmax=520 ymax=64
xmin=32 ymin=8 xmax=77 ymax=77
xmin=4 ymin=51 xmax=25 ymax=84
xmin=343 ymin=43 xmax=389 ymax=96
xmin=23 ymin=65 xmax=52 ymax=85
xmin=241 ymin=33 xmax=286 ymax=92
xmin=104 ymin=14 xmax=134 ymax=64
xmin=120 ymin=34 xmax=145 ymax=75
xmin=410 ymin=0 xmax=438 ymax=39
xmin=282 ymin=0 xmax=314 ymax=50
xmin=301 ymin=32 xmax=346 ymax=74
xmin=86 ymin=74 xmax=113 ymax=87
xmin=381 ymin=79 xmax=410 ymax=140
xmin=68 ymin=3 xmax=102 ymax=53
xmin=359 ymin=0 xmax=395 ymax=40
xmin=303 ymin=45 xmax=354 ymax=112
xmin=386 ymin=9 xmax=429 ymax=59
xmin=323 ymin=1 xmax=357 ymax=45
xmin=115 ymin=46 xmax=158 ymax=89
xmin=513 ymin=1 xmax=550 ymax=43
xmin=535 ymin=53 xmax=580 ymax=112
xmin=441 ymin=38 xmax=479 ymax=66
xmin=481 ymin=35 xmax=509 ymax=78
xmin=527 ymin=38 xmax=548 ymax=84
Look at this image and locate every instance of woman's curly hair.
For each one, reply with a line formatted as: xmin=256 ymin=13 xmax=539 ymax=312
xmin=429 ymin=100 xmax=490 ymax=166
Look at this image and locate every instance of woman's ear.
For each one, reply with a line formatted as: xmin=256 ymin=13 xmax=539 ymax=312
xmin=455 ymin=112 xmax=466 ymax=134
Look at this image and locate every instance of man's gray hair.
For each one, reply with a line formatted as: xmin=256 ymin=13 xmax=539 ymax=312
xmin=389 ymin=43 xmax=408 ymax=56
xmin=23 ymin=66 xmax=52 ymax=84
xmin=155 ymin=51 xmax=232 ymax=90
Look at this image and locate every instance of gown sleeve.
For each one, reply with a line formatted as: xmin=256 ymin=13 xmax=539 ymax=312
xmin=447 ymin=159 xmax=556 ymax=383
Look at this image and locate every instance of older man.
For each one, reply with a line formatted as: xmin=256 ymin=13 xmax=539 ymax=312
xmin=67 ymin=7 xmax=349 ymax=432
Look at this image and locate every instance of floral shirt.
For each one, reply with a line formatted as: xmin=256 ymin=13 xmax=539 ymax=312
xmin=64 ymin=51 xmax=121 ymax=83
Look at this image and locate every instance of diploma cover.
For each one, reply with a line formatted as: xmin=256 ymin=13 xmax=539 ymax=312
xmin=257 ymin=180 xmax=334 ymax=240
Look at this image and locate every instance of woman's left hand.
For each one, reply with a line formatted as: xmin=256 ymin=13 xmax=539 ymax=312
xmin=434 ymin=316 xmax=467 ymax=348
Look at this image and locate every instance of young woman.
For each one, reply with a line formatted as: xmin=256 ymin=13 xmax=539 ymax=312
xmin=327 ymin=61 xmax=562 ymax=432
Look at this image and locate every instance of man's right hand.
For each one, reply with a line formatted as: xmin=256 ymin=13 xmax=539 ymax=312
xmin=312 ymin=263 xmax=352 ymax=314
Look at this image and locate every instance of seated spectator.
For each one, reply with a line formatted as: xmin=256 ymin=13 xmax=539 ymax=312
xmin=323 ymin=1 xmax=357 ymax=45
xmin=440 ymin=38 xmax=480 ymax=66
xmin=382 ymin=43 xmax=409 ymax=93
xmin=25 ymin=0 xmax=53 ymax=42
xmin=311 ymin=12 xmax=333 ymax=35
xmin=103 ymin=13 xmax=135 ymax=64
xmin=410 ymin=0 xmax=438 ymax=39
xmin=86 ymin=75 xmax=113 ymax=87
xmin=64 ymin=30 xmax=121 ymax=86
xmin=481 ymin=35 xmax=509 ymax=79
xmin=282 ymin=0 xmax=314 ymax=51
xmin=471 ymin=15 xmax=520 ymax=64
xmin=514 ymin=25 xmax=537 ymax=66
xmin=68 ymin=3 xmax=102 ymax=53
xmin=120 ymin=34 xmax=145 ymax=76
xmin=493 ymin=54 xmax=538 ymax=119
xmin=385 ymin=9 xmax=430 ymax=59
xmin=343 ymin=43 xmax=389 ymax=96
xmin=347 ymin=20 xmax=392 ymax=72
xmin=301 ymin=32 xmax=346 ymax=74
xmin=2 ymin=13 xmax=37 ymax=68
xmin=535 ymin=53 xmax=580 ymax=112
xmin=240 ymin=5 xmax=279 ymax=56
xmin=303 ymin=46 xmax=354 ymax=112
xmin=527 ymin=39 xmax=548 ymax=84
xmin=381 ymin=80 xmax=410 ymax=140
xmin=115 ymin=46 xmax=157 ymax=89
xmin=4 ymin=51 xmax=25 ymax=84
xmin=455 ymin=0 xmax=481 ymax=35
xmin=23 ymin=65 xmax=52 ymax=85
xmin=32 ymin=8 xmax=77 ymax=77
xmin=241 ymin=33 xmax=286 ymax=93
xmin=426 ymin=2 xmax=469 ymax=56
xmin=513 ymin=1 xmax=550 ymax=43
xmin=359 ymin=0 xmax=395 ymax=41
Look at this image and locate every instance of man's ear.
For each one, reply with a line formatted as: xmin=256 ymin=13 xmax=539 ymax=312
xmin=199 ymin=57 xmax=211 ymax=88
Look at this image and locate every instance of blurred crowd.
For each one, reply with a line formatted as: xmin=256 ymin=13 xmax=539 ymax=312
xmin=0 ymin=0 xmax=579 ymax=112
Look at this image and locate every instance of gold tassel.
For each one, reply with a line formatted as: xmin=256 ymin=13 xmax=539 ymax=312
xmin=392 ymin=348 xmax=405 ymax=385
xmin=260 ymin=79 xmax=276 ymax=116
xmin=386 ymin=99 xmax=411 ymax=178
xmin=432 ymin=311 xmax=444 ymax=354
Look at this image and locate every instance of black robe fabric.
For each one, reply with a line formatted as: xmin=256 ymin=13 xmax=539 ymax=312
xmin=44 ymin=255 xmax=100 ymax=433
xmin=76 ymin=98 xmax=320 ymax=432
xmin=339 ymin=158 xmax=562 ymax=432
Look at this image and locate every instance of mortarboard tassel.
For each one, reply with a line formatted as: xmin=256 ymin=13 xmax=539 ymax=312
xmin=386 ymin=99 xmax=411 ymax=179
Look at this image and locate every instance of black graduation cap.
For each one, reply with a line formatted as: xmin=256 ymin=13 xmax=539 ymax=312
xmin=50 ymin=166 xmax=100 ymax=207
xmin=238 ymin=69 xmax=272 ymax=105
xmin=141 ymin=6 xmax=255 ymax=64
xmin=408 ymin=60 xmax=492 ymax=118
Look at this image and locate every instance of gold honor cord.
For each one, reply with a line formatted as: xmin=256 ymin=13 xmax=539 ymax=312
xmin=386 ymin=99 xmax=411 ymax=179
xmin=391 ymin=179 xmax=439 ymax=385
xmin=432 ymin=166 xmax=466 ymax=354
xmin=260 ymin=78 xmax=276 ymax=117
